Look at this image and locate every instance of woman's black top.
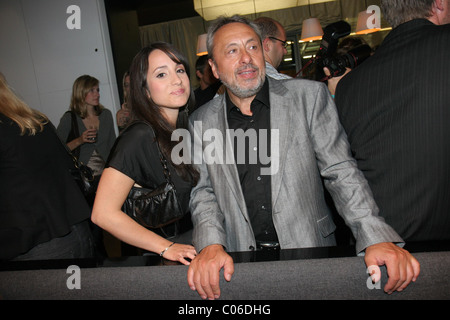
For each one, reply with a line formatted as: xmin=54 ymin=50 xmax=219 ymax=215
xmin=107 ymin=121 xmax=192 ymax=215
xmin=0 ymin=113 xmax=91 ymax=260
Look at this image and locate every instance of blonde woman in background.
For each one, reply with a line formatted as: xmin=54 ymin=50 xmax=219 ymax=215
xmin=57 ymin=75 xmax=116 ymax=258
xmin=57 ymin=75 xmax=116 ymax=204
xmin=0 ymin=72 xmax=94 ymax=261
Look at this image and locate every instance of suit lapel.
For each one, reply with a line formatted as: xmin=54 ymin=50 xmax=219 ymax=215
xmin=267 ymin=78 xmax=291 ymax=209
xmin=214 ymin=96 xmax=250 ymax=220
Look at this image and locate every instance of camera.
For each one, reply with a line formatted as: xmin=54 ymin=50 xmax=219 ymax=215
xmin=316 ymin=20 xmax=351 ymax=59
xmin=315 ymin=21 xmax=372 ymax=78
xmin=321 ymin=44 xmax=372 ymax=77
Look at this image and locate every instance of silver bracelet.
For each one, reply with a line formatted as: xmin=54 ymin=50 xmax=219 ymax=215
xmin=160 ymin=242 xmax=175 ymax=257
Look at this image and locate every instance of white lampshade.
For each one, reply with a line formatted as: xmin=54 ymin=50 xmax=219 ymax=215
xmin=355 ymin=10 xmax=380 ymax=34
xmin=300 ymin=18 xmax=323 ymax=41
xmin=196 ymin=33 xmax=208 ymax=56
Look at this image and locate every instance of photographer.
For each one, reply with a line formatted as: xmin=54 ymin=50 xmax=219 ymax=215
xmin=334 ymin=0 xmax=450 ymax=242
xmin=323 ymin=36 xmax=371 ymax=96
xmin=302 ymin=21 xmax=372 ymax=97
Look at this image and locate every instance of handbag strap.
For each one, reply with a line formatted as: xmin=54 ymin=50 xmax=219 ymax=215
xmin=141 ymin=121 xmax=173 ymax=184
xmin=66 ymin=110 xmax=80 ymax=158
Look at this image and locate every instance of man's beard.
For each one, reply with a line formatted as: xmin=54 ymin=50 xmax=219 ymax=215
xmin=219 ymin=64 xmax=265 ymax=99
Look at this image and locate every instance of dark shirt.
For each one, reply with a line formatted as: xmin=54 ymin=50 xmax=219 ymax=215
xmin=192 ymin=81 xmax=222 ymax=113
xmin=107 ymin=121 xmax=193 ymax=215
xmin=0 ymin=114 xmax=91 ymax=260
xmin=226 ymin=79 xmax=278 ymax=242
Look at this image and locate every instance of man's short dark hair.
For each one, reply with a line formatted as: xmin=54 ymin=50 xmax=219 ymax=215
xmin=254 ymin=16 xmax=282 ymax=40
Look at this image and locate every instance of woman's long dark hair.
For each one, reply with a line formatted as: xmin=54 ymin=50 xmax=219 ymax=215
xmin=128 ymin=42 xmax=198 ymax=184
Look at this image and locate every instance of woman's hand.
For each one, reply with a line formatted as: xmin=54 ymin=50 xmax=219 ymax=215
xmin=80 ymin=128 xmax=97 ymax=144
xmin=162 ymin=243 xmax=197 ymax=265
xmin=67 ymin=128 xmax=97 ymax=151
xmin=116 ymin=105 xmax=131 ymax=128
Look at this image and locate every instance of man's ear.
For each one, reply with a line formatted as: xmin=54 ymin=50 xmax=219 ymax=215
xmin=431 ymin=0 xmax=447 ymax=25
xmin=434 ymin=0 xmax=445 ymax=11
xmin=209 ymin=59 xmax=220 ymax=79
xmin=196 ymin=70 xmax=203 ymax=79
xmin=262 ymin=37 xmax=271 ymax=53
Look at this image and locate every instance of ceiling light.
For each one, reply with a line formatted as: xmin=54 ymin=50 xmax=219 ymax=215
xmin=196 ymin=33 xmax=208 ymax=56
xmin=300 ymin=18 xmax=323 ymax=41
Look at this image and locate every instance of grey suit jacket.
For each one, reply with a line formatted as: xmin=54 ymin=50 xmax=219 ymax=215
xmin=188 ymin=77 xmax=403 ymax=254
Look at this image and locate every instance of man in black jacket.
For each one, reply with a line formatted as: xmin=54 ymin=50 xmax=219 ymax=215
xmin=334 ymin=0 xmax=450 ymax=242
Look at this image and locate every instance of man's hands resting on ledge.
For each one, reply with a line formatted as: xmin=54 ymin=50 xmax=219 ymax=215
xmin=187 ymin=244 xmax=234 ymax=300
xmin=187 ymin=242 xmax=420 ymax=300
xmin=365 ymin=242 xmax=420 ymax=294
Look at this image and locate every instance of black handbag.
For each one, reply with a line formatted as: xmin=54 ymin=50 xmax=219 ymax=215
xmin=63 ymin=111 xmax=96 ymax=201
xmin=122 ymin=125 xmax=184 ymax=229
xmin=69 ymin=152 xmax=96 ymax=200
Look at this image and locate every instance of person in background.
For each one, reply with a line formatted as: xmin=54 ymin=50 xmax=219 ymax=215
xmin=0 ymin=72 xmax=94 ymax=261
xmin=57 ymin=74 xmax=116 ymax=204
xmin=323 ymin=36 xmax=369 ymax=97
xmin=254 ymin=16 xmax=291 ymax=79
xmin=91 ymin=42 xmax=198 ymax=264
xmin=116 ymin=71 xmax=131 ymax=132
xmin=192 ymin=55 xmax=222 ymax=113
xmin=334 ymin=0 xmax=450 ymax=242
xmin=57 ymin=74 xmax=116 ymax=258
xmin=186 ymin=15 xmax=420 ymax=300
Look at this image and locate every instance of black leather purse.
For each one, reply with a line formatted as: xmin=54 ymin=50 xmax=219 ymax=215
xmin=68 ymin=152 xmax=96 ymax=200
xmin=122 ymin=124 xmax=184 ymax=229
xmin=64 ymin=111 xmax=96 ymax=202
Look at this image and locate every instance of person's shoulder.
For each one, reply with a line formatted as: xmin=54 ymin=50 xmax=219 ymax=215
xmin=121 ymin=121 xmax=154 ymax=139
xmin=100 ymin=107 xmax=114 ymax=118
xmin=398 ymin=19 xmax=450 ymax=45
xmin=428 ymin=22 xmax=450 ymax=42
xmin=59 ymin=110 xmax=72 ymax=119
xmin=269 ymin=77 xmax=325 ymax=95
xmin=189 ymin=94 xmax=224 ymax=121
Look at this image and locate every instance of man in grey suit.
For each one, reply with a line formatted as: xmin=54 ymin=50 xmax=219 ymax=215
xmin=187 ymin=15 xmax=420 ymax=300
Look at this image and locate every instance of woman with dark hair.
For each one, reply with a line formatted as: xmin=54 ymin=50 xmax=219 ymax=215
xmin=91 ymin=43 xmax=198 ymax=264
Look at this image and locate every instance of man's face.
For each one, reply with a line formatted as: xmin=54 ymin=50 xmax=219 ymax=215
xmin=441 ymin=0 xmax=450 ymax=24
xmin=271 ymin=27 xmax=288 ymax=69
xmin=209 ymin=22 xmax=266 ymax=100
xmin=431 ymin=0 xmax=450 ymax=24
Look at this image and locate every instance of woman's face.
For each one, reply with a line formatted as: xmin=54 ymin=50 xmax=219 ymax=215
xmin=146 ymin=49 xmax=190 ymax=110
xmin=84 ymin=85 xmax=100 ymax=107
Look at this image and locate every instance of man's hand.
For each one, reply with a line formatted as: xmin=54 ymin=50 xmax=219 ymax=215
xmin=365 ymin=242 xmax=420 ymax=294
xmin=323 ymin=67 xmax=351 ymax=96
xmin=187 ymin=244 xmax=234 ymax=300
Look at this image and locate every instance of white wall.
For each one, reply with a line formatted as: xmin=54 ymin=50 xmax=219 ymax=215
xmin=0 ymin=0 xmax=119 ymax=130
